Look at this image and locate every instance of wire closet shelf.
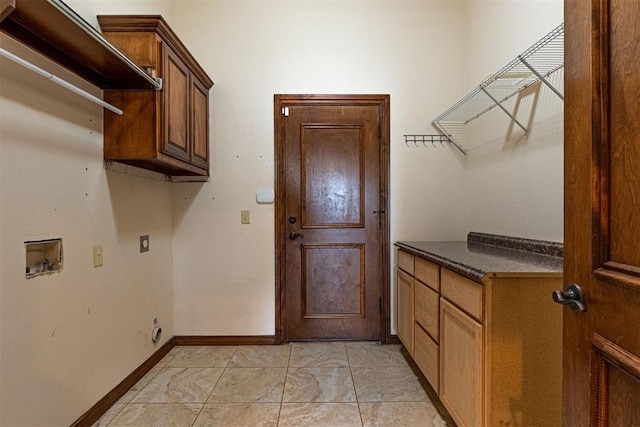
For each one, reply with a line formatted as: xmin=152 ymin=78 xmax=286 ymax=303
xmin=421 ymin=22 xmax=565 ymax=155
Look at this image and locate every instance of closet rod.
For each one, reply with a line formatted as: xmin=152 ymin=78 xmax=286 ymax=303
xmin=0 ymin=47 xmax=124 ymax=115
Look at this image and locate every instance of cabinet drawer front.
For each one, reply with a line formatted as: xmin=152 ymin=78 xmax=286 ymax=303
xmin=397 ymin=249 xmax=414 ymax=275
xmin=415 ymin=281 xmax=439 ymax=341
xmin=441 ymin=269 xmax=483 ymax=321
xmin=415 ymin=257 xmax=439 ymax=291
xmin=415 ymin=324 xmax=439 ymax=393
xmin=396 ymin=269 xmax=414 ymax=355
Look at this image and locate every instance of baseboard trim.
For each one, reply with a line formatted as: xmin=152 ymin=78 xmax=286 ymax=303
xmin=173 ymin=335 xmax=277 ymax=346
xmin=70 ymin=337 xmax=176 ymax=427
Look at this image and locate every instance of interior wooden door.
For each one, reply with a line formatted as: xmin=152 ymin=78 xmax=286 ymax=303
xmin=564 ymin=1 xmax=640 ymax=425
xmin=275 ymin=95 xmax=389 ymax=342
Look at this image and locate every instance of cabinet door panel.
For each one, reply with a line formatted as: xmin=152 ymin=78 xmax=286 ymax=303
xmin=190 ymin=76 xmax=209 ymax=169
xmin=396 ymin=268 xmax=414 ymax=355
xmin=163 ymin=46 xmax=189 ymax=161
xmin=440 ymin=298 xmax=483 ymax=427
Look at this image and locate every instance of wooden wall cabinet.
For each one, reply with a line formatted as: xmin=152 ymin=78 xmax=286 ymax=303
xmin=98 ymin=15 xmax=214 ymax=180
xmin=396 ymin=248 xmax=562 ymax=426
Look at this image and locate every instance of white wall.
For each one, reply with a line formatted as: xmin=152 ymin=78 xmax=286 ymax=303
xmin=461 ymin=0 xmax=564 ymax=241
xmin=0 ymin=1 xmax=173 ymax=425
xmin=167 ymin=0 xmax=468 ymax=336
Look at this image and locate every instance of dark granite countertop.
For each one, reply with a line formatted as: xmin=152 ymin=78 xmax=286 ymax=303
xmin=395 ymin=232 xmax=563 ymax=282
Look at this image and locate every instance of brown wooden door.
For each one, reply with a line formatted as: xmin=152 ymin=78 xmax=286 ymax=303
xmin=564 ymin=1 xmax=640 ymax=425
xmin=275 ymin=95 xmax=389 ymax=342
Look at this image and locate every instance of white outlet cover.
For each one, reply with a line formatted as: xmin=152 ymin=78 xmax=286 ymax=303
xmin=256 ymin=188 xmax=274 ymax=204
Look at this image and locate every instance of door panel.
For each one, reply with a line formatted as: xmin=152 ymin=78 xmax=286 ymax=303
xmin=302 ymin=125 xmax=364 ymax=227
xmin=564 ymin=0 xmax=640 ymax=425
xmin=275 ymin=95 xmax=389 ymax=342
xmin=608 ymin=0 xmax=640 ymax=268
xmin=303 ymin=244 xmax=364 ymax=318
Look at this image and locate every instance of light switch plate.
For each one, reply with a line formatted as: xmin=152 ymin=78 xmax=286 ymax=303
xmin=241 ymin=210 xmax=250 ymax=224
xmin=93 ymin=245 xmax=103 ymax=268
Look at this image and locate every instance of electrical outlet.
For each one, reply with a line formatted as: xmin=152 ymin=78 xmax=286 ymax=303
xmin=140 ymin=235 xmax=149 ymax=253
xmin=241 ymin=210 xmax=250 ymax=224
xmin=93 ymin=245 xmax=103 ymax=268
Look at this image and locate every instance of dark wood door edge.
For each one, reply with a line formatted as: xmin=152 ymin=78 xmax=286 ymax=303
xmin=274 ymin=94 xmax=391 ymax=344
xmin=70 ymin=337 xmax=176 ymax=427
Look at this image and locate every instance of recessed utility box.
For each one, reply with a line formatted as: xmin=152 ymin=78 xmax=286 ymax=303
xmin=25 ymin=238 xmax=63 ymax=278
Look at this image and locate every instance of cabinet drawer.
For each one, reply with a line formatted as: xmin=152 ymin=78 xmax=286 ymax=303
xmin=397 ymin=249 xmax=414 ymax=275
xmin=415 ymin=257 xmax=439 ymax=291
xmin=415 ymin=324 xmax=439 ymax=393
xmin=415 ymin=281 xmax=439 ymax=341
xmin=441 ymin=268 xmax=483 ymax=321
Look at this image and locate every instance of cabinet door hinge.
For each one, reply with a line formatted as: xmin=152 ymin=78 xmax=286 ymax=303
xmin=282 ymin=107 xmax=289 ymax=117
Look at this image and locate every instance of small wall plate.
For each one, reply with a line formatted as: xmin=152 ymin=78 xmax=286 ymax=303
xmin=140 ymin=235 xmax=149 ymax=253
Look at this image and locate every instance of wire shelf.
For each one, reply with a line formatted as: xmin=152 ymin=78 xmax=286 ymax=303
xmin=431 ymin=23 xmax=564 ymax=155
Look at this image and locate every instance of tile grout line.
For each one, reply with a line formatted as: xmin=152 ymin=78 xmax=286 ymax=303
xmin=277 ymin=343 xmax=294 ymax=426
xmin=345 ymin=343 xmax=366 ymax=427
xmin=190 ymin=345 xmax=239 ymax=427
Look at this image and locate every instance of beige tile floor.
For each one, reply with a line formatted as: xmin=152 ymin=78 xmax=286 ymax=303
xmin=93 ymin=342 xmax=448 ymax=427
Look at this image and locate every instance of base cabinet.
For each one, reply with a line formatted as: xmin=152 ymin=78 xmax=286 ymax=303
xmin=395 ymin=248 xmax=562 ymax=426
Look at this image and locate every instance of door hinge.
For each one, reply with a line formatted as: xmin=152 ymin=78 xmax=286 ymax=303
xmin=282 ymin=107 xmax=289 ymax=117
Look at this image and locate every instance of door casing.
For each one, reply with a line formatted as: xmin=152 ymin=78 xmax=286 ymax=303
xmin=274 ymin=94 xmax=391 ymax=344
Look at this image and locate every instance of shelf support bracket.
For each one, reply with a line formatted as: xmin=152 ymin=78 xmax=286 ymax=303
xmin=480 ymin=87 xmax=528 ymax=135
xmin=519 ymin=56 xmax=564 ymax=101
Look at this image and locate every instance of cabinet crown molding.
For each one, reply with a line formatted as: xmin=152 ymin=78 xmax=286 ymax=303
xmin=98 ymin=15 xmax=213 ymax=88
